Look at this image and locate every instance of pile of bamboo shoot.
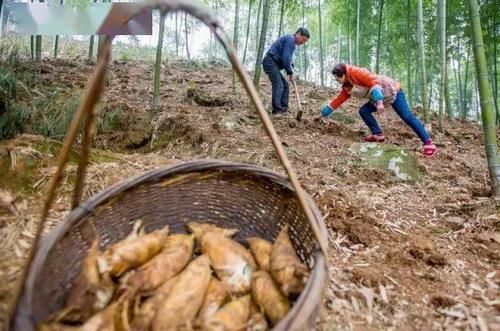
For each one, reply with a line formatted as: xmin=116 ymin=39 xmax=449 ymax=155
xmin=40 ymin=221 xmax=309 ymax=331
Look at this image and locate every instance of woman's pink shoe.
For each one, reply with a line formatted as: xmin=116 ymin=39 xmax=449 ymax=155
xmin=363 ymin=134 xmax=386 ymax=143
xmin=423 ymin=144 xmax=437 ymax=158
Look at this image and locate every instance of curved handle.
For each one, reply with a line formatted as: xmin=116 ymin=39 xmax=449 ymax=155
xmin=131 ymin=0 xmax=328 ymax=257
xmin=112 ymin=0 xmax=328 ymax=257
xmin=7 ymin=1 xmax=328 ymax=328
xmin=5 ymin=37 xmax=114 ymax=330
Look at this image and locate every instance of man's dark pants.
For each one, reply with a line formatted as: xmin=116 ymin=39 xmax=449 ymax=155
xmin=262 ymin=54 xmax=289 ymax=114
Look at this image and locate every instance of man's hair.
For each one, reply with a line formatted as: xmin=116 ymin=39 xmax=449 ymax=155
xmin=295 ymin=27 xmax=310 ymax=39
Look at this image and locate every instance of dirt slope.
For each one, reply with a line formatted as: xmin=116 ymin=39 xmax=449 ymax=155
xmin=0 ymin=59 xmax=498 ymax=330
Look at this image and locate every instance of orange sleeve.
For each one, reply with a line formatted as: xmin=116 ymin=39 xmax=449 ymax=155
xmin=329 ymin=88 xmax=350 ymax=109
xmin=348 ymin=66 xmax=378 ymax=89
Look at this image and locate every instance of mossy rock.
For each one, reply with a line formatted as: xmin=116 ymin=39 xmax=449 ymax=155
xmin=349 ymin=142 xmax=422 ymax=182
xmin=0 ymin=135 xmax=121 ymax=194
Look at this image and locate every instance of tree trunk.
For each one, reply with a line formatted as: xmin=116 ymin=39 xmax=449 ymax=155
xmin=494 ymin=9 xmax=498 ymax=104
xmin=462 ymin=41 xmax=471 ymax=120
xmin=254 ymin=0 xmax=263 ymax=62
xmin=376 ymin=0 xmax=384 ymax=73
xmin=278 ymin=0 xmax=285 ymax=37
xmin=53 ymin=36 xmax=59 ymax=59
xmin=184 ymin=13 xmax=190 ymax=59
xmin=183 ymin=14 xmax=189 ymax=58
xmin=445 ymin=18 xmax=452 ymax=118
xmin=445 ymin=61 xmax=453 ymax=118
xmin=414 ymin=55 xmax=420 ymax=106
xmin=388 ymin=28 xmax=395 ymax=78
xmin=52 ymin=0 xmax=64 ymax=59
xmin=318 ymin=0 xmax=324 ymax=86
xmin=30 ymin=36 xmax=34 ymax=60
xmin=355 ymin=0 xmax=360 ymax=65
xmin=428 ymin=78 xmax=433 ymax=112
xmin=253 ymin=0 xmax=271 ymax=88
xmin=347 ymin=2 xmax=351 ymax=64
xmin=88 ymin=36 xmax=95 ymax=62
xmin=406 ymin=0 xmax=412 ymax=108
xmin=468 ymin=0 xmax=499 ymax=196
xmin=175 ymin=13 xmax=179 ymax=58
xmin=473 ymin=72 xmax=480 ymax=121
xmin=457 ymin=37 xmax=464 ymax=119
xmin=417 ymin=0 xmax=429 ymax=122
xmin=454 ymin=59 xmax=462 ymax=115
xmin=34 ymin=0 xmax=44 ymax=61
xmin=489 ymin=5 xmax=498 ymax=122
xmin=87 ymin=0 xmax=98 ymax=62
xmin=303 ymin=44 xmax=308 ymax=82
xmin=485 ymin=21 xmax=498 ymax=124
xmin=209 ymin=13 xmax=213 ymax=59
xmin=96 ymin=0 xmax=108 ymax=59
xmin=242 ymin=0 xmax=253 ymax=65
xmin=152 ymin=14 xmax=166 ymax=112
xmin=438 ymin=0 xmax=446 ymax=131
xmin=35 ymin=36 xmax=42 ymax=61
xmin=337 ymin=27 xmax=341 ymax=64
xmin=0 ymin=0 xmax=3 ymax=37
xmin=301 ymin=0 xmax=307 ymax=80
xmin=428 ymin=28 xmax=438 ymax=113
xmin=29 ymin=0 xmax=34 ymax=59
xmin=232 ymin=0 xmax=240 ymax=94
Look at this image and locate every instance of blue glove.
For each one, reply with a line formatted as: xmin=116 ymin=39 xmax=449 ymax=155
xmin=370 ymin=88 xmax=384 ymax=102
xmin=320 ymin=104 xmax=333 ymax=117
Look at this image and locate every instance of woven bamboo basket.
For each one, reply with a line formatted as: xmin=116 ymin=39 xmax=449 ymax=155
xmin=13 ymin=161 xmax=328 ymax=330
xmin=6 ymin=1 xmax=329 ymax=330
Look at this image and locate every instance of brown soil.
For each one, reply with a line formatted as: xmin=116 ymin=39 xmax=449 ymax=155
xmin=0 ymin=58 xmax=499 ymax=330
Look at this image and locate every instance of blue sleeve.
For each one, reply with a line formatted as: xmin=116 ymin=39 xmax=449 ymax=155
xmin=370 ymin=88 xmax=384 ymax=102
xmin=282 ymin=37 xmax=295 ymax=75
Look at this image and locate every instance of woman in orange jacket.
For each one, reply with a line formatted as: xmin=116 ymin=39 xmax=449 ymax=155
xmin=321 ymin=63 xmax=437 ymax=157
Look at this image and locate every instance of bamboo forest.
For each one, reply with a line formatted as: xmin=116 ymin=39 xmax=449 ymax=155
xmin=0 ymin=0 xmax=499 ymax=330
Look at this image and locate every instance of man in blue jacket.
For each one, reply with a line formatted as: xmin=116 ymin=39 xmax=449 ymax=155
xmin=262 ymin=27 xmax=310 ymax=115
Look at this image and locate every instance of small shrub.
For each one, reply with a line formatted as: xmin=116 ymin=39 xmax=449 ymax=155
xmin=119 ymin=53 xmax=131 ymax=61
xmin=0 ymin=104 xmax=30 ymax=139
xmin=0 ymin=67 xmax=17 ymax=105
xmin=28 ymin=91 xmax=82 ymax=139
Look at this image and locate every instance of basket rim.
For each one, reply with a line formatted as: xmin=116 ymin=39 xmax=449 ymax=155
xmin=16 ymin=159 xmax=329 ymax=331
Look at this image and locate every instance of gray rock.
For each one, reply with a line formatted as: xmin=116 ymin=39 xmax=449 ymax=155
xmin=349 ymin=143 xmax=422 ymax=181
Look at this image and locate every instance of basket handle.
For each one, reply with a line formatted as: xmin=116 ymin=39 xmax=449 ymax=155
xmin=137 ymin=0 xmax=329 ymax=256
xmin=5 ymin=37 xmax=113 ymax=330
xmin=7 ymin=1 xmax=328 ymax=328
xmin=220 ymin=43 xmax=329 ymax=257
